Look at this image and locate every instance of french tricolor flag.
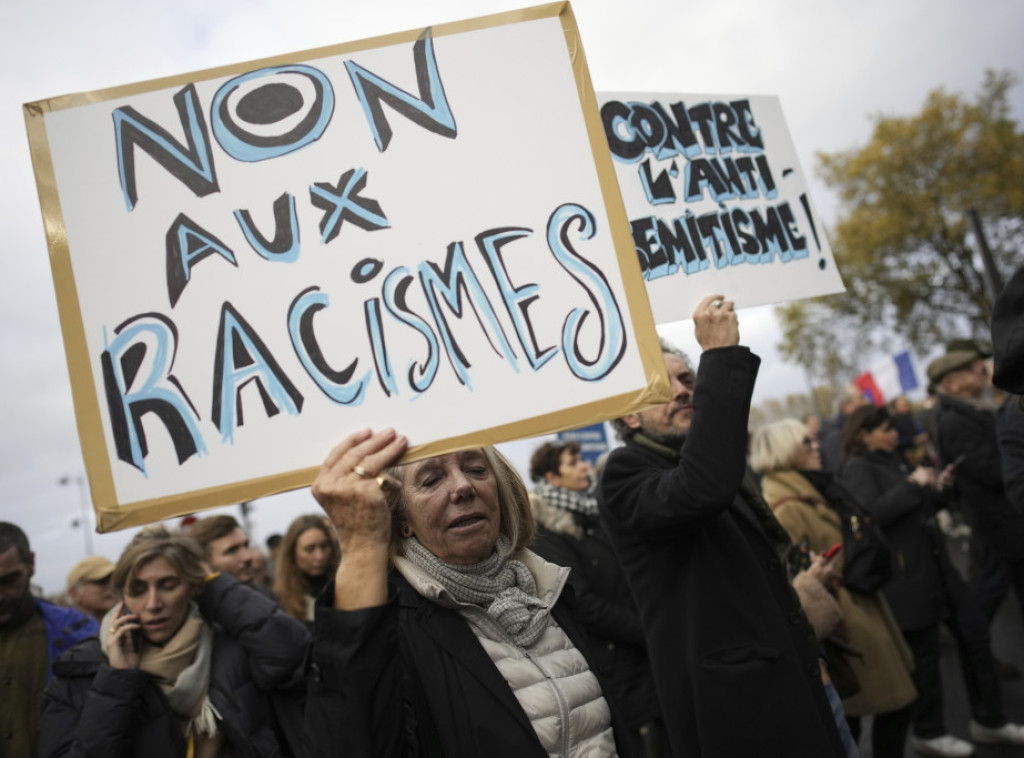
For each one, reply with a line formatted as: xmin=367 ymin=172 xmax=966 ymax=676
xmin=853 ymin=350 xmax=920 ymax=405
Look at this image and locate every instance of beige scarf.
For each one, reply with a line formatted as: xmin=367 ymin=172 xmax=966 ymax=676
xmin=100 ymin=606 xmax=222 ymax=758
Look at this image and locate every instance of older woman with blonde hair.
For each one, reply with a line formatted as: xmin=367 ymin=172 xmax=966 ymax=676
xmin=41 ymin=525 xmax=309 ymax=758
xmin=751 ymin=418 xmax=917 ymax=758
xmin=304 ymin=428 xmax=633 ymax=758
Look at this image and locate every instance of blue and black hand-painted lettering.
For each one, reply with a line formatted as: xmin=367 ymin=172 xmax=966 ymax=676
xmin=103 ymin=31 xmax=626 ymax=474
xmin=113 ymin=28 xmax=457 ymax=305
xmin=101 ymin=314 xmax=207 ymax=474
xmin=211 ymin=65 xmax=335 ymax=163
xmin=234 ymin=193 xmax=301 ymax=263
xmin=114 ymin=84 xmax=219 ymax=212
xmin=103 ymin=203 xmax=625 ymax=470
xmin=601 ymin=98 xmax=823 ymax=280
xmin=310 ymin=168 xmax=389 ymax=243
xmin=211 ymin=303 xmax=304 ymax=443
xmin=346 ymin=29 xmax=457 ymax=152
xmin=166 ymin=214 xmax=237 ymax=307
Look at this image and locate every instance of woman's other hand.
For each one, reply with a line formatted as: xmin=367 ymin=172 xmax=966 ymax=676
xmin=105 ymin=601 xmax=141 ymax=670
xmin=311 ymin=428 xmax=408 ymax=610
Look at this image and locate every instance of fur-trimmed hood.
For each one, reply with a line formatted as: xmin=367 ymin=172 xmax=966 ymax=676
xmin=529 ymin=492 xmax=585 ymax=540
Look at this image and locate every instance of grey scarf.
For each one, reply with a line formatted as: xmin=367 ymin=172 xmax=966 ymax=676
xmin=403 ymin=535 xmax=552 ymax=646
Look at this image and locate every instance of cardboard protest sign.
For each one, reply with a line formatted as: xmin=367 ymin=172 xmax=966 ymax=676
xmin=24 ymin=3 xmax=668 ymax=531
xmin=598 ymin=92 xmax=844 ymax=324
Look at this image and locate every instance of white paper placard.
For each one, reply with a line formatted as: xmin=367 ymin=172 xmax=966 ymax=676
xmin=598 ymin=92 xmax=844 ymax=324
xmin=25 ymin=4 xmax=667 ymax=530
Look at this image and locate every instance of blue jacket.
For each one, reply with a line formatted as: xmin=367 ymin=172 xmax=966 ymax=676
xmin=36 ymin=600 xmax=98 ymax=680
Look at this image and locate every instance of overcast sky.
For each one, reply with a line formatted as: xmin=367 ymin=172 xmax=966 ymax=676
xmin=4 ymin=0 xmax=1022 ymax=594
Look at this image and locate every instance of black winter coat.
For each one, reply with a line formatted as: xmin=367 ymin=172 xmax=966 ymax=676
xmin=998 ymin=395 xmax=1024 ymax=511
xmin=303 ymin=572 xmax=635 ymax=758
xmin=598 ymin=346 xmax=845 ymax=758
xmin=40 ymin=574 xmax=310 ymax=758
xmin=936 ymin=394 xmax=1024 ymax=561
xmin=841 ymin=450 xmax=962 ymax=630
xmin=530 ymin=505 xmax=661 ymax=729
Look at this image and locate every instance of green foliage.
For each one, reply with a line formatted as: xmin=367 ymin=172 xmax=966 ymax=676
xmin=777 ymin=70 xmax=1024 ymax=382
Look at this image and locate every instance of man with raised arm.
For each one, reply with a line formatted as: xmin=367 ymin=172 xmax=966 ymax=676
xmin=598 ymin=295 xmax=847 ymax=758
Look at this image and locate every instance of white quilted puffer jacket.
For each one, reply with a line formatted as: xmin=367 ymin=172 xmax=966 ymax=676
xmin=395 ymin=550 xmax=618 ymax=758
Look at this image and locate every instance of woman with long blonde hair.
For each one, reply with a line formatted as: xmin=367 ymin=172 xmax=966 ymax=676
xmin=273 ymin=514 xmax=340 ymax=624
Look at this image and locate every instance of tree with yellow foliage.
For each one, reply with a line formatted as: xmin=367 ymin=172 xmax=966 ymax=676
xmin=778 ymin=70 xmax=1024 ymax=382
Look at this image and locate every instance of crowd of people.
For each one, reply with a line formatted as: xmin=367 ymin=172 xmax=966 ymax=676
xmin=2 ymin=268 xmax=1022 ymax=758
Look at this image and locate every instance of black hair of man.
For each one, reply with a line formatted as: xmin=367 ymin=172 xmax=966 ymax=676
xmin=0 ymin=522 xmax=31 ymax=563
xmin=529 ymin=440 xmax=581 ymax=483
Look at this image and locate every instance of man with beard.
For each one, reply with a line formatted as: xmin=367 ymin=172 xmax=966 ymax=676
xmin=597 ymin=295 xmax=846 ymax=758
xmin=0 ymin=522 xmax=96 ymax=758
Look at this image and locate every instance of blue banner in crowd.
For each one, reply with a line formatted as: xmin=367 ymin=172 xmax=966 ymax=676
xmin=557 ymin=423 xmax=610 ymax=467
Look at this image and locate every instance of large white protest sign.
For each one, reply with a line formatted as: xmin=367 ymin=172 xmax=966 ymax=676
xmin=598 ymin=92 xmax=844 ymax=324
xmin=25 ymin=3 xmax=668 ymax=531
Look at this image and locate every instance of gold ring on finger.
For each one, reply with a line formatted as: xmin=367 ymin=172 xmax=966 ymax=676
xmin=376 ymin=474 xmax=392 ymax=492
xmin=353 ymin=465 xmax=373 ymax=478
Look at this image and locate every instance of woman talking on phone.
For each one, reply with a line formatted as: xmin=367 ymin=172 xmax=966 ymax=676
xmin=840 ymin=404 xmax=1024 ymax=757
xmin=40 ymin=525 xmax=310 ymax=758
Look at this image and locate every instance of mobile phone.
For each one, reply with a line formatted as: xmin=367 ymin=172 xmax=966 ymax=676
xmin=120 ymin=603 xmax=142 ymax=653
xmin=822 ymin=542 xmax=843 ymax=560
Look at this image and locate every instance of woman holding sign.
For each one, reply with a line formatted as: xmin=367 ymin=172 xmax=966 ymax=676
xmin=40 ymin=525 xmax=309 ymax=758
xmin=304 ymin=429 xmax=632 ymax=758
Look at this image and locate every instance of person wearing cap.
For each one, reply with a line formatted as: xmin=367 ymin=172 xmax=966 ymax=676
xmin=929 ymin=344 xmax=1024 ymax=688
xmin=66 ymin=556 xmax=116 ymax=623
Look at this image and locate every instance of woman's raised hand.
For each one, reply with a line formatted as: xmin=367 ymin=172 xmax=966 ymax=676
xmin=312 ymin=428 xmax=408 ymax=550
xmin=312 ymin=428 xmax=408 ymax=610
xmin=105 ymin=601 xmax=142 ymax=670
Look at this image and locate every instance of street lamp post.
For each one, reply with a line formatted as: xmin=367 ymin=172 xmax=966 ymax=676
xmin=59 ymin=474 xmax=93 ymax=557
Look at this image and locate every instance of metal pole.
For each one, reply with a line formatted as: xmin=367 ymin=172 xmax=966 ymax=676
xmin=78 ymin=476 xmax=94 ymax=556
xmin=969 ymin=208 xmax=1005 ymax=300
xmin=60 ymin=474 xmax=93 ymax=557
